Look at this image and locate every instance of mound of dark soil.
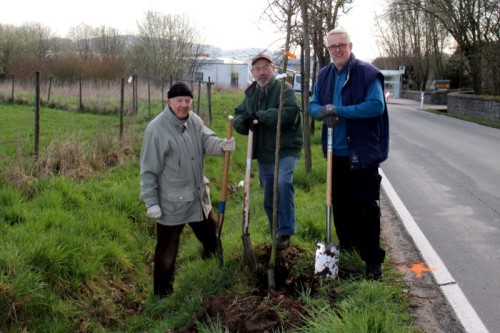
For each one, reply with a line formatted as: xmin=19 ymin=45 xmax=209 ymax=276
xmin=170 ymin=193 xmax=467 ymax=333
xmin=174 ymin=244 xmax=344 ymax=333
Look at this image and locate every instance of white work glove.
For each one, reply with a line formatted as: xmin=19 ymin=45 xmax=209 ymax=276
xmin=146 ymin=204 xmax=162 ymax=219
xmin=221 ymin=137 xmax=236 ymax=152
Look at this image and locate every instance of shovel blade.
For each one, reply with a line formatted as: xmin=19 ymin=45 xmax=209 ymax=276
xmin=216 ymin=237 xmax=224 ymax=266
xmin=315 ymin=242 xmax=339 ymax=279
xmin=242 ymin=233 xmax=257 ymax=272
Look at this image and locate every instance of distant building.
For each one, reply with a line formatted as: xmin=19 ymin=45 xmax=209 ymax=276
xmin=381 ymin=68 xmax=404 ymax=99
xmin=195 ymin=57 xmax=250 ymax=90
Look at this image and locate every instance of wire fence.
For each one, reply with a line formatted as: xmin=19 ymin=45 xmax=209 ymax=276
xmin=0 ymin=73 xmax=215 ymax=121
xmin=0 ymin=72 xmax=217 ymax=174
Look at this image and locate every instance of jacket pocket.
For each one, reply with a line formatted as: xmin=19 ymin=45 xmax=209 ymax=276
xmin=162 ymin=190 xmax=195 ymax=215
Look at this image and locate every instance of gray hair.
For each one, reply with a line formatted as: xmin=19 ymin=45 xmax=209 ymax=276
xmin=326 ymin=28 xmax=351 ymax=43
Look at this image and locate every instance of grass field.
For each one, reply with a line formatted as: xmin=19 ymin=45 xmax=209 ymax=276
xmin=0 ymin=94 xmax=417 ymax=332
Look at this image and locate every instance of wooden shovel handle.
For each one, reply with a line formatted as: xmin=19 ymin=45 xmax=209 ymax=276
xmin=220 ymin=115 xmax=234 ymax=202
xmin=243 ymin=123 xmax=255 ymax=233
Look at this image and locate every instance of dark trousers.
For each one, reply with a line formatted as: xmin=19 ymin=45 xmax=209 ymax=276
xmin=331 ymin=156 xmax=385 ymax=264
xmin=153 ymin=211 xmax=217 ymax=297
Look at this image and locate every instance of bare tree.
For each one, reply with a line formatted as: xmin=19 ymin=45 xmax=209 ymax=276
xmin=309 ymin=0 xmax=353 ymax=69
xmin=375 ymin=0 xmax=450 ymax=90
xmin=413 ymin=0 xmax=498 ymax=94
xmin=130 ymin=11 xmax=207 ymax=80
xmin=266 ymin=0 xmax=296 ymax=291
xmin=22 ymin=23 xmax=54 ymax=61
xmin=68 ymin=24 xmax=95 ymax=58
xmin=479 ymin=0 xmax=500 ymax=94
xmin=300 ymin=0 xmax=313 ymax=172
xmin=92 ymin=26 xmax=126 ymax=56
xmin=261 ymin=0 xmax=354 ymax=172
xmin=0 ymin=23 xmax=54 ymax=61
xmin=375 ymin=0 xmax=499 ymax=94
xmin=374 ymin=1 xmax=414 ymax=68
xmin=261 ymin=0 xmax=301 ymax=65
xmin=0 ymin=24 xmax=19 ymax=75
xmin=0 ymin=23 xmax=58 ymax=79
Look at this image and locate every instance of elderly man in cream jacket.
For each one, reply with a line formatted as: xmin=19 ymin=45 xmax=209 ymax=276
xmin=140 ymin=82 xmax=235 ymax=297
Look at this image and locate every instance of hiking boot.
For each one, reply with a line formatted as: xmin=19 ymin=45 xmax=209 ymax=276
xmin=276 ymin=235 xmax=290 ymax=250
xmin=366 ymin=262 xmax=383 ymax=280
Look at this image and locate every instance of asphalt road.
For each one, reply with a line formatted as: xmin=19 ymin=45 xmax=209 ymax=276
xmin=381 ymin=100 xmax=500 ymax=333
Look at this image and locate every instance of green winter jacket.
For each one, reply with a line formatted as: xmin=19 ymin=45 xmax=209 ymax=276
xmin=233 ymin=77 xmax=303 ymax=163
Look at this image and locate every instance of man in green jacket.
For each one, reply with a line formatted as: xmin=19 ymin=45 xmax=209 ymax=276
xmin=233 ymin=54 xmax=303 ymax=249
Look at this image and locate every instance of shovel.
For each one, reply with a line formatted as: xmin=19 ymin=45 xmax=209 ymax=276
xmin=215 ymin=115 xmax=234 ymax=266
xmin=314 ymin=126 xmax=339 ymax=278
xmin=267 ymin=73 xmax=287 ymax=289
xmin=242 ymin=122 xmax=257 ymax=272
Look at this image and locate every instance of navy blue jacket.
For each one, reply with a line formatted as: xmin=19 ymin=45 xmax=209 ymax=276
xmin=315 ymin=57 xmax=389 ymax=169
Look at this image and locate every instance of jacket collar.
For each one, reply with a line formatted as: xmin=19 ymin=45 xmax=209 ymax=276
xmin=165 ymin=106 xmax=189 ymax=132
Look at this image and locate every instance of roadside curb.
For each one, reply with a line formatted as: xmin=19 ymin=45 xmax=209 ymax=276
xmin=387 ymin=98 xmax=447 ymax=112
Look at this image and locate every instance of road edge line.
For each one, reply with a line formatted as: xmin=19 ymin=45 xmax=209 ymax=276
xmin=380 ymin=168 xmax=489 ymax=333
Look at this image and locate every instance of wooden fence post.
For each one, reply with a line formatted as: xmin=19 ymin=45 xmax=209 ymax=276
xmin=189 ymin=80 xmax=196 ymax=114
xmin=79 ymin=77 xmax=83 ymax=110
xmin=132 ymin=75 xmax=136 ymax=114
xmin=197 ymin=80 xmax=201 ymax=116
xmin=207 ymin=76 xmax=212 ymax=124
xmin=161 ymin=77 xmax=165 ymax=110
xmin=134 ymin=75 xmax=138 ymax=114
xmin=120 ymin=78 xmax=124 ymax=140
xmin=10 ymin=75 xmax=14 ymax=101
xmin=47 ymin=76 xmax=52 ymax=104
xmin=148 ymin=76 xmax=151 ymax=119
xmin=34 ymin=71 xmax=41 ymax=163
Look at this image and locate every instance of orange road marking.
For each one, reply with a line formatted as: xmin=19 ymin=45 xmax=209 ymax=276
xmin=399 ymin=262 xmax=436 ymax=279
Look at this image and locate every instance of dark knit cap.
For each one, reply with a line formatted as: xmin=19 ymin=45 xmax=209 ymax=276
xmin=168 ymin=82 xmax=193 ymax=99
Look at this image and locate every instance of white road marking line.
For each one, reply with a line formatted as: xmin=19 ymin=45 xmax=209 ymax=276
xmin=381 ymin=168 xmax=489 ymax=333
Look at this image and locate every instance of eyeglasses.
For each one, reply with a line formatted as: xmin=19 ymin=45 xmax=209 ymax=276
xmin=251 ymin=65 xmax=272 ymax=72
xmin=327 ymin=43 xmax=348 ymax=51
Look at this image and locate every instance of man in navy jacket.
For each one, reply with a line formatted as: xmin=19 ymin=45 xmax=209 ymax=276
xmin=309 ymin=28 xmax=389 ymax=280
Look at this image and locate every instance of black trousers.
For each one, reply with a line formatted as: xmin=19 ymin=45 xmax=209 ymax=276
xmin=153 ymin=211 xmax=217 ymax=297
xmin=331 ymin=156 xmax=385 ymax=265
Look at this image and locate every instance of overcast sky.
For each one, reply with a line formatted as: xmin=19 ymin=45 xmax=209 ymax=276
xmin=0 ymin=0 xmax=384 ymax=62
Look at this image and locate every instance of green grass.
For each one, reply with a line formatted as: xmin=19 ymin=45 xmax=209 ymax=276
xmin=300 ymin=281 xmax=413 ymax=332
xmin=0 ymin=94 xmax=418 ymax=332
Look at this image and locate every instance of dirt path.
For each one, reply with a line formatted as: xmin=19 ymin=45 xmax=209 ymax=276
xmin=380 ymin=190 xmax=466 ymax=333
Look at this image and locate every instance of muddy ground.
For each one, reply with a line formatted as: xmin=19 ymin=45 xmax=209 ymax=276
xmin=172 ymin=191 xmax=466 ymax=333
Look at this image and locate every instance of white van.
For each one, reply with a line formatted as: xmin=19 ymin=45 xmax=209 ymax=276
xmin=293 ymin=73 xmax=312 ymax=95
